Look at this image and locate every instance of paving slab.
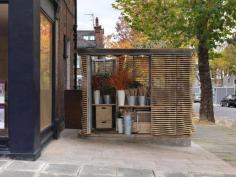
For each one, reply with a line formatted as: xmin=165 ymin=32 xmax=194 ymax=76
xmin=0 ymin=160 xmax=8 ymax=168
xmin=38 ymin=173 xmax=76 ymax=177
xmin=42 ymin=163 xmax=80 ymax=176
xmin=6 ymin=161 xmax=44 ymax=172
xmin=36 ymin=129 xmax=236 ymax=176
xmin=192 ymin=125 xmax=236 ymax=168
xmin=117 ymin=168 xmax=155 ymax=177
xmin=163 ymin=172 xmax=192 ymax=177
xmin=79 ymin=165 xmax=116 ymax=176
xmin=193 ymin=174 xmax=236 ymax=177
xmin=0 ymin=170 xmax=35 ymax=177
xmin=78 ymin=174 xmax=115 ymax=177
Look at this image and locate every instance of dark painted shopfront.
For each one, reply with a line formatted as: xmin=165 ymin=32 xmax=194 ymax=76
xmin=0 ymin=0 xmax=77 ymax=159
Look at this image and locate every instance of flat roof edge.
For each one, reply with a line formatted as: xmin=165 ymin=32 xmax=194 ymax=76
xmin=77 ymin=48 xmax=193 ymax=56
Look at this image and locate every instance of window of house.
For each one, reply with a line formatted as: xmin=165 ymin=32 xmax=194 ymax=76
xmin=0 ymin=4 xmax=8 ymax=137
xmin=89 ymin=36 xmax=95 ymax=40
xmin=83 ymin=35 xmax=95 ymax=41
xmin=40 ymin=13 xmax=53 ymax=131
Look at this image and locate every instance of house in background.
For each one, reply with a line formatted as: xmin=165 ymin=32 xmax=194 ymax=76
xmin=0 ymin=0 xmax=77 ymax=159
xmin=77 ymin=17 xmax=104 ymax=49
xmin=193 ymin=72 xmax=235 ymax=105
xmin=77 ymin=17 xmax=105 ymax=89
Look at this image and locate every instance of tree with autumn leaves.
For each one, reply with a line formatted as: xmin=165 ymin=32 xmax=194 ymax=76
xmin=105 ymin=17 xmax=162 ymax=49
xmin=113 ymin=0 xmax=236 ymax=123
xmin=210 ymin=45 xmax=236 ymax=83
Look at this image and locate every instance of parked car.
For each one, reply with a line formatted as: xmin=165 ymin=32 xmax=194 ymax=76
xmin=220 ymin=95 xmax=236 ymax=107
xmin=194 ymin=93 xmax=201 ymax=103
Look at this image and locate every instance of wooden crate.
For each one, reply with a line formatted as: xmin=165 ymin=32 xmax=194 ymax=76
xmin=136 ymin=111 xmax=151 ymax=122
xmin=132 ymin=111 xmax=151 ymax=134
xmin=133 ymin=122 xmax=151 ymax=134
xmin=96 ymin=105 xmax=112 ymax=129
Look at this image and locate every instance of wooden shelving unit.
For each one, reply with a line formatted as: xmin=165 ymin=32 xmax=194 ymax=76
xmin=118 ymin=105 xmax=151 ymax=108
xmin=92 ymin=104 xmax=116 ymax=106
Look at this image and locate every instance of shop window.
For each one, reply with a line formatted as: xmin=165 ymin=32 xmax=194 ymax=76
xmin=40 ymin=13 xmax=53 ymax=131
xmin=0 ymin=4 xmax=8 ymax=137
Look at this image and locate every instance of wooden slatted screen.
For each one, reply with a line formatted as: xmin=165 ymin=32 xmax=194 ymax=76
xmin=121 ymin=56 xmax=150 ymax=86
xmin=151 ymin=53 xmax=193 ymax=136
xmin=133 ymin=56 xmax=150 ymax=87
xmin=81 ymin=55 xmax=89 ymax=135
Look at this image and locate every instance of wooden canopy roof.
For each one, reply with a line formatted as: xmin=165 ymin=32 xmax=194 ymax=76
xmin=77 ymin=48 xmax=193 ymax=57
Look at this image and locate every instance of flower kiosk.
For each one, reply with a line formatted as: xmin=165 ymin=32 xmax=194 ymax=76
xmin=78 ymin=48 xmax=193 ymax=146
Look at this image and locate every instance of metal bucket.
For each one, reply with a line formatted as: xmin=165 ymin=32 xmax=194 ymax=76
xmin=103 ymin=95 xmax=111 ymax=104
xmin=139 ymin=96 xmax=146 ymax=106
xmin=124 ymin=115 xmax=132 ymax=135
xmin=128 ymin=96 xmax=136 ymax=106
xmin=117 ymin=118 xmax=123 ymax=134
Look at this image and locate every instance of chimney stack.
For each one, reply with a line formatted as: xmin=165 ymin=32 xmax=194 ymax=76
xmin=94 ymin=17 xmax=104 ymax=48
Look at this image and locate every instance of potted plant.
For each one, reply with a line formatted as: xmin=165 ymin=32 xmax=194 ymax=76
xmin=109 ymin=67 xmax=129 ymax=106
xmin=126 ymin=81 xmax=142 ymax=106
xmin=125 ymin=89 xmax=138 ymax=106
xmin=92 ymin=75 xmax=102 ymax=104
xmin=101 ymin=83 xmax=115 ymax=104
xmin=99 ymin=72 xmax=115 ymax=104
xmin=138 ymin=86 xmax=147 ymax=106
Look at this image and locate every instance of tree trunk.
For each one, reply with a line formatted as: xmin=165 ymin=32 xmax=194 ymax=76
xmin=198 ymin=40 xmax=215 ymax=122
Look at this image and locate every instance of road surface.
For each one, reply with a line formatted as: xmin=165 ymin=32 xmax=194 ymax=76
xmin=193 ymin=103 xmax=236 ymax=125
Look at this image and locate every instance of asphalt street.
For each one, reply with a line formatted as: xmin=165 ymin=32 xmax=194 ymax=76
xmin=193 ymin=103 xmax=236 ymax=125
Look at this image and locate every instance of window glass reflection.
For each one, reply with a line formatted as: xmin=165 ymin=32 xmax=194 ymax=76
xmin=40 ymin=13 xmax=52 ymax=131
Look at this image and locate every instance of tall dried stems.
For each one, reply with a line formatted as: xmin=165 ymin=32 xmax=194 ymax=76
xmin=109 ymin=67 xmax=130 ymax=90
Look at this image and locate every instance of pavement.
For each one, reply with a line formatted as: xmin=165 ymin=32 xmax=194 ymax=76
xmin=0 ymin=129 xmax=235 ymax=177
xmin=192 ymin=124 xmax=236 ymax=168
xmin=193 ymin=103 xmax=236 ymax=127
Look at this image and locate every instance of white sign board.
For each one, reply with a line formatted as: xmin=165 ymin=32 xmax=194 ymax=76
xmin=0 ymin=107 xmax=4 ymax=129
xmin=0 ymin=82 xmax=5 ymax=104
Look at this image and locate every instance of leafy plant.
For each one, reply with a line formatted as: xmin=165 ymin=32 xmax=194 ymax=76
xmin=127 ymin=80 xmax=142 ymax=89
xmin=101 ymin=83 xmax=115 ymax=95
xmin=92 ymin=75 xmax=102 ymax=90
xmin=116 ymin=111 xmax=123 ymax=118
xmin=109 ymin=67 xmax=130 ymax=90
xmin=113 ymin=0 xmax=236 ymax=122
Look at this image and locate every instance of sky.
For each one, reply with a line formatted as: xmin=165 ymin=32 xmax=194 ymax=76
xmin=77 ymin=0 xmax=121 ymax=35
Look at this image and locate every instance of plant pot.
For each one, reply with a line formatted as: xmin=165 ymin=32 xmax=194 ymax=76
xmin=103 ymin=95 xmax=111 ymax=104
xmin=127 ymin=96 xmax=136 ymax=106
xmin=117 ymin=118 xmax=123 ymax=134
xmin=94 ymin=90 xmax=100 ymax=104
xmin=124 ymin=115 xmax=132 ymax=135
xmin=117 ymin=90 xmax=125 ymax=106
xmin=139 ymin=96 xmax=146 ymax=106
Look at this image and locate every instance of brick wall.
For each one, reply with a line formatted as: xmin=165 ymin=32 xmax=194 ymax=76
xmin=55 ymin=0 xmax=76 ymax=127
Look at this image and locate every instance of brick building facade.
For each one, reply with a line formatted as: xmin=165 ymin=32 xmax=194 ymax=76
xmin=55 ymin=0 xmax=77 ymax=134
